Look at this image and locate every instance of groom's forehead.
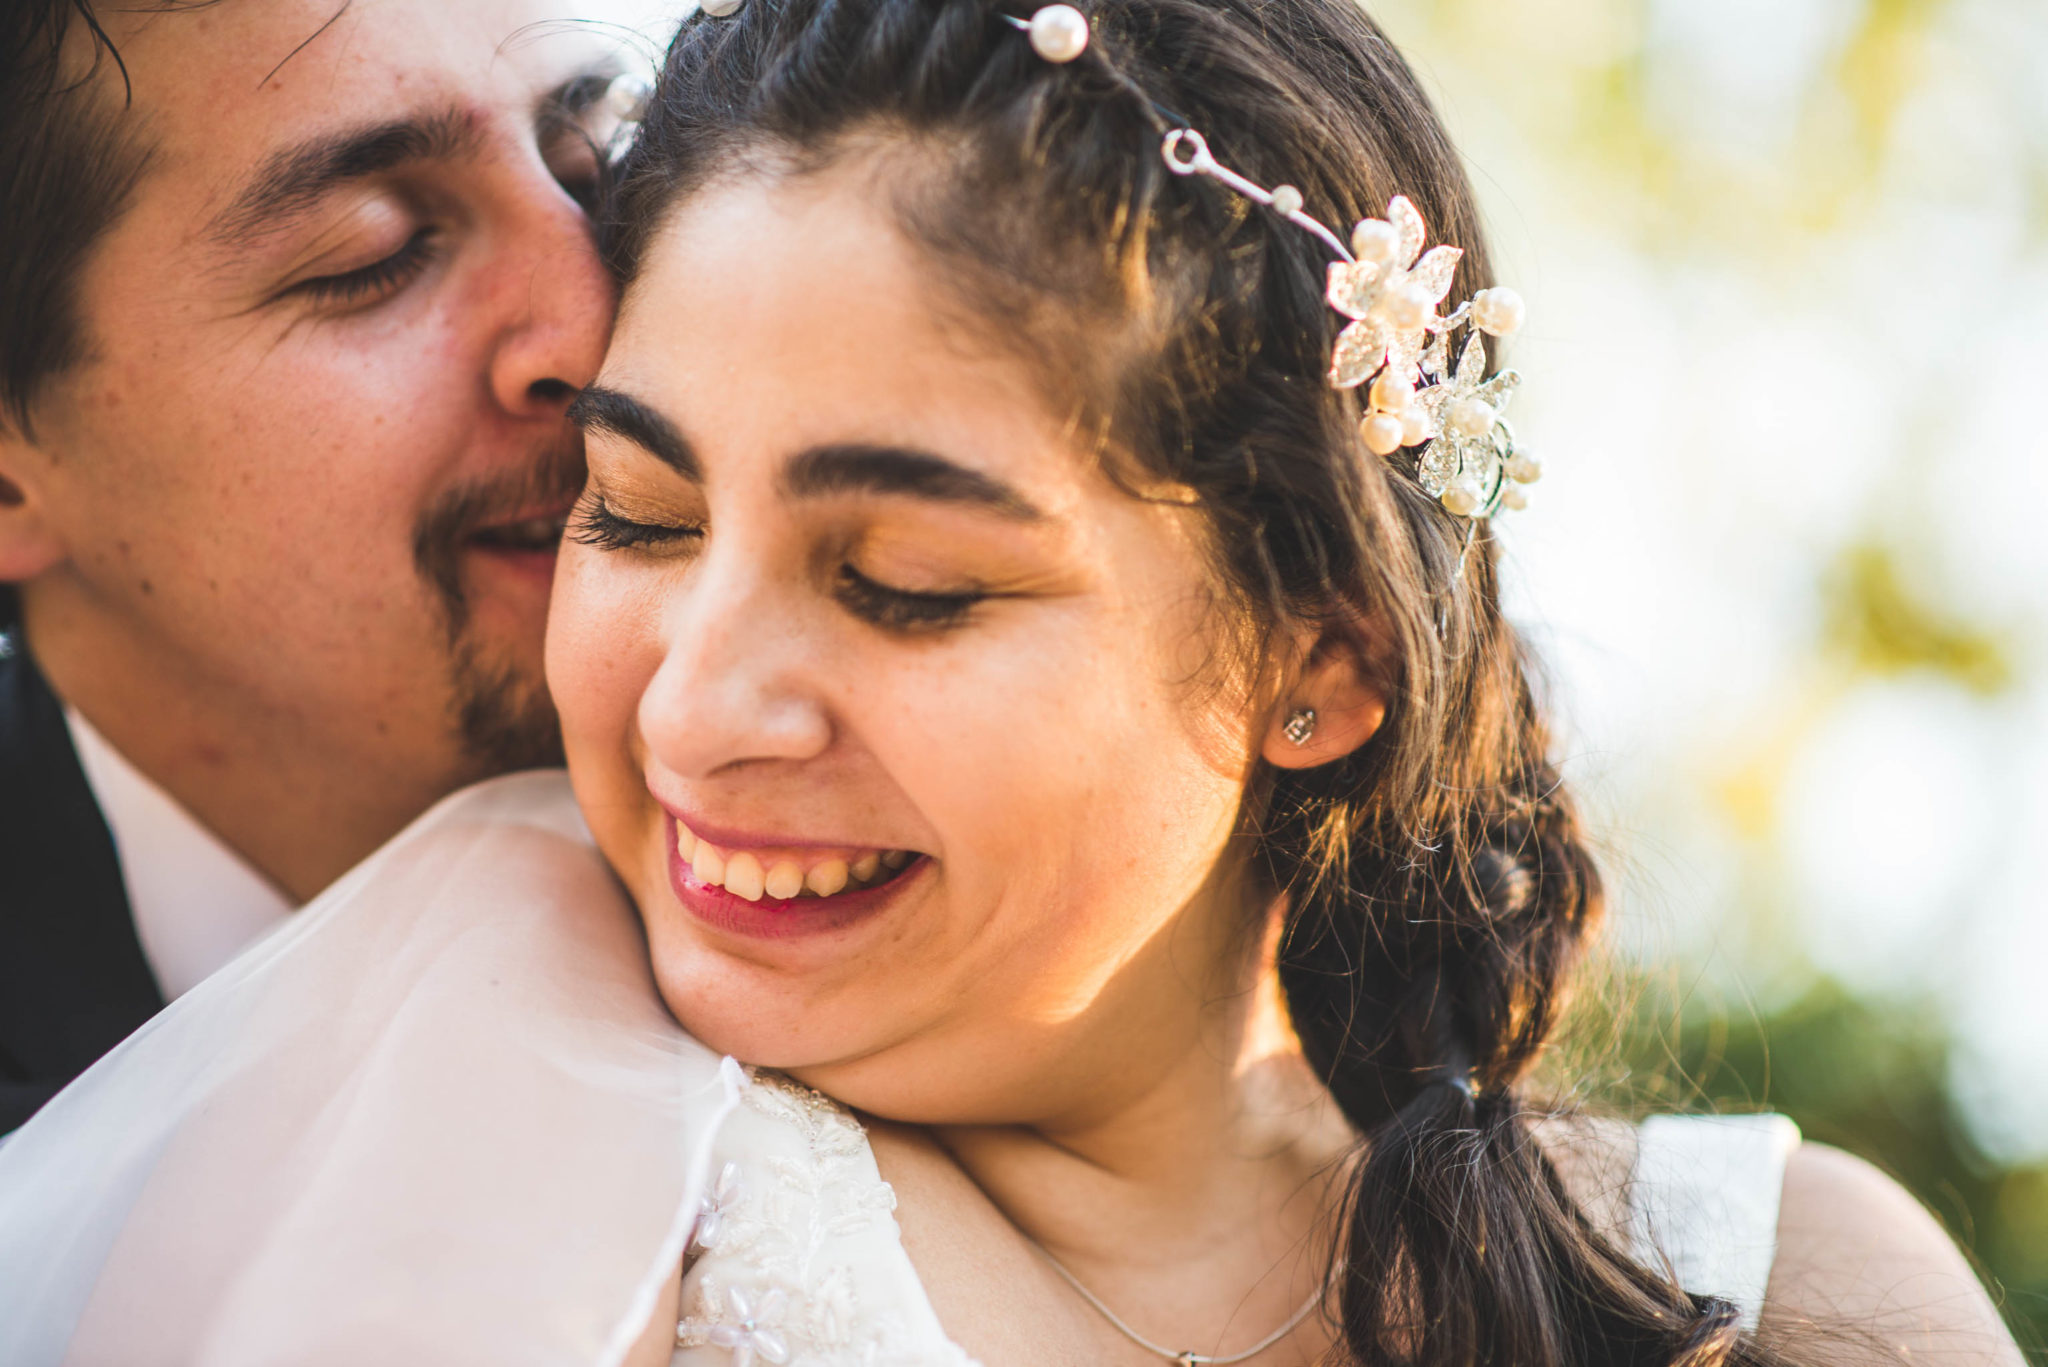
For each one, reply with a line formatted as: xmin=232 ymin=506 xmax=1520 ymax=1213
xmin=108 ymin=0 xmax=623 ymax=210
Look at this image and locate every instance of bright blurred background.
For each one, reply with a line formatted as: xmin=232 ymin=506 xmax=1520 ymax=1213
xmin=1352 ymin=0 xmax=2048 ymax=1350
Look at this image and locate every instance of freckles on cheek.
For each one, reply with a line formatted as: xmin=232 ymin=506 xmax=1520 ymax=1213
xmin=548 ymin=561 xmax=654 ymax=759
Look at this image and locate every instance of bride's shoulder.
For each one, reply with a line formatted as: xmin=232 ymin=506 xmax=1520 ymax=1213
xmin=1766 ymin=1141 xmax=2022 ymax=1364
xmin=1535 ymin=1110 xmax=2018 ymax=1365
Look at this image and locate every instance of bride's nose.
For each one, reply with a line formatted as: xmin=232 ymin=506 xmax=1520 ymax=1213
xmin=637 ymin=560 xmax=834 ymax=778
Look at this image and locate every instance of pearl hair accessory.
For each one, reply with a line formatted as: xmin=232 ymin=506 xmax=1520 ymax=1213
xmin=1167 ymin=137 xmax=1541 ymax=524
xmin=1001 ymin=6 xmax=1545 ymax=527
xmin=602 ymin=73 xmax=652 ymax=124
xmin=1025 ymin=2 xmax=1091 ymax=61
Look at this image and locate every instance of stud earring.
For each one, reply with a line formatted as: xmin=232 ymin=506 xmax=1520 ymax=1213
xmin=1282 ymin=707 xmax=1317 ymax=746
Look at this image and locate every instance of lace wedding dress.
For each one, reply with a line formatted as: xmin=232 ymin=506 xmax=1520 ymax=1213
xmin=0 ymin=773 xmax=1798 ymax=1366
xmin=670 ymin=1069 xmax=1797 ymax=1366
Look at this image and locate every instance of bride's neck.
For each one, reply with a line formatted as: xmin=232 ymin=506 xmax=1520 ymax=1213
xmin=930 ymin=928 xmax=1352 ymax=1275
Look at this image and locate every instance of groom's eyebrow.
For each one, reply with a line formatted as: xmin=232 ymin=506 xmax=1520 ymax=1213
xmin=206 ymin=106 xmax=486 ymax=248
xmin=204 ymin=65 xmax=622 ymax=250
xmin=568 ymin=385 xmax=700 ymax=478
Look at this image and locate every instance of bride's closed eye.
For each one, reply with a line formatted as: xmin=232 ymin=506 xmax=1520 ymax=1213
xmin=570 ymin=496 xmax=989 ymax=631
xmin=834 ymin=563 xmax=986 ymax=632
xmin=567 ymin=496 xmax=704 ymax=553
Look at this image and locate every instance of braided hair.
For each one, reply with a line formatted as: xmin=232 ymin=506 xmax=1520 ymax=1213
xmin=608 ymin=0 xmax=1785 ymax=1362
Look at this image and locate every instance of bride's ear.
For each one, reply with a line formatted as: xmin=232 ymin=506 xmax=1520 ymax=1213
xmin=1259 ymin=609 xmax=1389 ymax=770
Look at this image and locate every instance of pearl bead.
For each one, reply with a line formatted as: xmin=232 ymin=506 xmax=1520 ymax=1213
xmin=1447 ymin=396 xmax=1496 ymax=437
xmin=699 ymin=0 xmax=744 ymax=15
xmin=1269 ymin=185 xmax=1303 ymax=217
xmin=1471 ymin=286 xmax=1526 ymax=337
xmin=1027 ymin=4 xmax=1090 ymax=62
xmin=1498 ymin=484 xmax=1529 ymax=511
xmin=603 ymin=74 xmax=651 ymax=119
xmin=1400 ymin=405 xmax=1435 ymax=445
xmin=1377 ymin=284 xmax=1430 ymax=330
xmin=1360 ymin=413 xmax=1406 ymax=456
xmin=1351 ymin=218 xmax=1402 ymax=266
xmin=1370 ymin=369 xmax=1414 ymax=413
xmin=1506 ymin=449 xmax=1543 ymax=484
xmin=1441 ymin=484 xmax=1483 ymax=517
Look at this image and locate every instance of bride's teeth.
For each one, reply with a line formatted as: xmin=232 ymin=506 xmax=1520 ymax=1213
xmin=850 ymin=852 xmax=882 ymax=883
xmin=806 ymin=859 xmax=849 ymax=897
xmin=763 ymin=860 xmax=805 ymax=901
xmin=692 ymin=842 xmax=726 ymax=888
xmin=676 ymin=825 xmax=698 ymax=861
xmin=724 ymin=852 xmax=766 ymax=902
xmin=881 ymin=849 xmax=911 ymax=870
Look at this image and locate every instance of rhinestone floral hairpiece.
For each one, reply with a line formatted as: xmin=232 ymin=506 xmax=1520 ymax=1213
xmin=1006 ymin=3 xmax=1546 ymax=525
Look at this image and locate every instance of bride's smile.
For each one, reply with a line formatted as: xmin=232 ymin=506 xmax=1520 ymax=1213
xmin=666 ymin=806 xmax=930 ymax=939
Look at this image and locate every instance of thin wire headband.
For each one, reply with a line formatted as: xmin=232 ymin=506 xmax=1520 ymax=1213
xmin=997 ymin=2 xmax=1545 ymax=535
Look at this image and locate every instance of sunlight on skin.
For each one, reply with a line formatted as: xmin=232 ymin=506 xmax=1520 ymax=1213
xmin=551 ymin=155 xmax=1277 ymax=1126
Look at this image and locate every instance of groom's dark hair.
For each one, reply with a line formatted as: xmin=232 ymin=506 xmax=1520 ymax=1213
xmin=0 ymin=2 xmax=205 ymax=438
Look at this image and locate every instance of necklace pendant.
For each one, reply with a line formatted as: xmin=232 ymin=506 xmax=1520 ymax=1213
xmin=1175 ymin=1355 xmax=1200 ymax=1367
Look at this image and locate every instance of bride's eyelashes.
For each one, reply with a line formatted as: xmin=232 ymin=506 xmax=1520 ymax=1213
xmin=567 ymin=496 xmax=705 ymax=553
xmin=833 ymin=563 xmax=986 ymax=632
xmin=571 ymin=496 xmax=988 ymax=631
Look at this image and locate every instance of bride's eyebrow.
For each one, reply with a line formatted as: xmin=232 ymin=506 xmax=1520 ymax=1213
xmin=783 ymin=445 xmax=1043 ymax=520
xmin=567 ymin=384 xmax=699 ymax=477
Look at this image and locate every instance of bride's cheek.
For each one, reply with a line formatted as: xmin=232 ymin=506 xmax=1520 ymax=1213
xmin=547 ymin=553 xmax=658 ymax=810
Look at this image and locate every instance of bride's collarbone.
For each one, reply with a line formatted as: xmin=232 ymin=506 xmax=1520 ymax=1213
xmin=865 ymin=1108 xmax=1647 ymax=1367
xmin=865 ymin=1118 xmax=1335 ymax=1367
xmin=865 ymin=1119 xmax=1103 ymax=1366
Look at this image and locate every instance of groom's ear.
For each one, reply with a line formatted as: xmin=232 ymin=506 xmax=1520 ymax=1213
xmin=0 ymin=423 xmax=68 ymax=583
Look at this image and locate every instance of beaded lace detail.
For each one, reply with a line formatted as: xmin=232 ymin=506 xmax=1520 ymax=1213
xmin=673 ymin=1070 xmax=982 ymax=1367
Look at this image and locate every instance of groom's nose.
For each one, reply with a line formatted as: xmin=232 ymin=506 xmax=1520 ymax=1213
xmin=486 ymin=195 xmax=615 ymax=422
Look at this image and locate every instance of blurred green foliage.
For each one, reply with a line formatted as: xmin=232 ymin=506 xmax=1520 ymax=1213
xmin=1821 ymin=544 xmax=2017 ymax=696
xmin=1608 ymin=979 xmax=2048 ymax=1358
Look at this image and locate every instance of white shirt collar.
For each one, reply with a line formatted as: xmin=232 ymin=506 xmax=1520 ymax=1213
xmin=64 ymin=707 xmax=294 ymax=1001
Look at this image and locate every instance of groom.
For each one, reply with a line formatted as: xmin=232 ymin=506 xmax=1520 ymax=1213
xmin=0 ymin=0 xmax=644 ymax=1130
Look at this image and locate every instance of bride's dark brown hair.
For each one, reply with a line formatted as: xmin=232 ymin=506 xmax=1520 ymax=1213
xmin=607 ymin=0 xmax=1785 ymax=1361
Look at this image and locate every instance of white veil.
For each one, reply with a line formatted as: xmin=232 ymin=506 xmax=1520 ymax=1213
xmin=0 ymin=772 xmax=741 ymax=1367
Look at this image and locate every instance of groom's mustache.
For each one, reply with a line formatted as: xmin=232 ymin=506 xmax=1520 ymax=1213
xmin=411 ymin=438 xmax=587 ymax=637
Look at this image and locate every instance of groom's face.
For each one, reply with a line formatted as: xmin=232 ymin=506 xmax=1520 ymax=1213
xmin=4 ymin=0 xmax=633 ymax=775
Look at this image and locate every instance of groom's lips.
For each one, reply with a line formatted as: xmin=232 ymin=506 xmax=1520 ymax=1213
xmin=462 ymin=504 xmax=573 ymax=580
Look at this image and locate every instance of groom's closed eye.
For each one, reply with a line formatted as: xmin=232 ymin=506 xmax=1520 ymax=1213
xmin=208 ymin=64 xmax=625 ymax=289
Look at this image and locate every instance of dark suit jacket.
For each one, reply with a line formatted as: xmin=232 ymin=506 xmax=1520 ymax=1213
xmin=0 ymin=587 xmax=164 ymax=1132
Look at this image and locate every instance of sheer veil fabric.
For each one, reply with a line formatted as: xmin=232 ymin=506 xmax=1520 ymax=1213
xmin=0 ymin=772 xmax=742 ymax=1367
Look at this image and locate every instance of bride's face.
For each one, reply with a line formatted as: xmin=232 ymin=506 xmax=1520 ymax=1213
xmin=549 ymin=159 xmax=1261 ymax=1121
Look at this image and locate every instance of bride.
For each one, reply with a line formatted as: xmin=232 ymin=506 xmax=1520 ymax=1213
xmin=0 ymin=0 xmax=2021 ymax=1362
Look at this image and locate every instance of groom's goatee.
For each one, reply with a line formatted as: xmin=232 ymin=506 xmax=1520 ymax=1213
xmin=410 ymin=437 xmax=586 ymax=771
